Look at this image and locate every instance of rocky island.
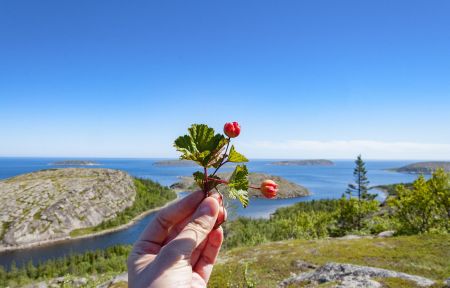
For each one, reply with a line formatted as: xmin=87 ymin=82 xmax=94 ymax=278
xmin=388 ymin=161 xmax=450 ymax=174
xmin=154 ymin=159 xmax=240 ymax=167
xmin=170 ymin=173 xmax=310 ymax=198
xmin=153 ymin=160 xmax=197 ymax=167
xmin=0 ymin=168 xmax=136 ymax=250
xmin=51 ymin=160 xmax=100 ymax=166
xmin=271 ymin=159 xmax=334 ymax=166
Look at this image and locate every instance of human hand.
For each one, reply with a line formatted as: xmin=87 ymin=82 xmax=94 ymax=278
xmin=128 ymin=191 xmax=226 ymax=288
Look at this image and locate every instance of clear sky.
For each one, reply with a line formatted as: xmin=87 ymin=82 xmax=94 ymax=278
xmin=1 ymin=0 xmax=450 ymax=159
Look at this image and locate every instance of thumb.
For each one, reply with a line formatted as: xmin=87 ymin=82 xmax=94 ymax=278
xmin=158 ymin=197 xmax=219 ymax=260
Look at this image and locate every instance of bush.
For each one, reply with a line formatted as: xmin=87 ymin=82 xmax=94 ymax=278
xmin=387 ymin=169 xmax=450 ymax=235
xmin=333 ymin=197 xmax=380 ymax=236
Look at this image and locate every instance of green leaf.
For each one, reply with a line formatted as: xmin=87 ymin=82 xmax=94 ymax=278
xmin=228 ymin=164 xmax=249 ymax=191
xmin=228 ymin=145 xmax=249 ymax=163
xmin=174 ymin=124 xmax=227 ymax=167
xmin=228 ymin=188 xmax=249 ymax=208
xmin=227 ymin=164 xmax=249 ymax=207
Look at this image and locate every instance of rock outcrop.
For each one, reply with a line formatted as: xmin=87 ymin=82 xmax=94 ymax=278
xmin=0 ymin=168 xmax=135 ymax=249
xmin=279 ymin=262 xmax=435 ymax=287
xmin=170 ymin=172 xmax=310 ymax=198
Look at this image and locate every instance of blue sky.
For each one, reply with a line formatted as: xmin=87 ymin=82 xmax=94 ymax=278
xmin=1 ymin=0 xmax=450 ymax=159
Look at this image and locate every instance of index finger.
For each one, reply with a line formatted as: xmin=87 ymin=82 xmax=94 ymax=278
xmin=134 ymin=190 xmax=204 ymax=253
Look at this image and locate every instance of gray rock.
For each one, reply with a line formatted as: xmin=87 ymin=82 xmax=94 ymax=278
xmin=338 ymin=235 xmax=363 ymax=240
xmin=97 ymin=272 xmax=128 ymax=288
xmin=292 ymin=259 xmax=317 ymax=270
xmin=444 ymin=277 xmax=450 ymax=287
xmin=0 ymin=168 xmax=136 ymax=249
xmin=279 ymin=262 xmax=435 ymax=287
xmin=23 ymin=282 xmax=48 ymax=288
xmin=377 ymin=230 xmax=395 ymax=238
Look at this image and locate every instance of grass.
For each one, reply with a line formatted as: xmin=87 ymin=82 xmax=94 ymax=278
xmin=209 ymin=234 xmax=450 ymax=288
xmin=70 ymin=178 xmax=176 ymax=237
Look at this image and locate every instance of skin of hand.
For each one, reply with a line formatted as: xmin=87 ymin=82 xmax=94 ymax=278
xmin=128 ymin=191 xmax=227 ymax=288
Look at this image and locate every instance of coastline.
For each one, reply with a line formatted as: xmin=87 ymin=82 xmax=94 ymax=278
xmin=0 ymin=193 xmax=181 ymax=253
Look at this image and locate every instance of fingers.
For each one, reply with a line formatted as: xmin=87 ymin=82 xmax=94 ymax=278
xmin=158 ymin=196 xmax=219 ymax=260
xmin=132 ymin=190 xmax=204 ymax=255
xmin=193 ymin=227 xmax=224 ymax=283
xmin=165 ymin=193 xmax=226 ymax=244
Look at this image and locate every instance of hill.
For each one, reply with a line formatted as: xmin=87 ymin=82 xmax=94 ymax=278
xmin=271 ymin=159 xmax=334 ymax=166
xmin=0 ymin=168 xmax=176 ymax=250
xmin=389 ymin=161 xmax=450 ymax=174
xmin=170 ymin=172 xmax=310 ymax=198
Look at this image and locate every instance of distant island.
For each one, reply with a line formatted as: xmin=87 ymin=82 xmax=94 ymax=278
xmin=374 ymin=183 xmax=413 ymax=196
xmin=388 ymin=161 xmax=450 ymax=174
xmin=154 ymin=159 xmax=239 ymax=167
xmin=51 ymin=160 xmax=100 ymax=166
xmin=271 ymin=159 xmax=334 ymax=166
xmin=170 ymin=172 xmax=310 ymax=199
xmin=153 ymin=160 xmax=197 ymax=167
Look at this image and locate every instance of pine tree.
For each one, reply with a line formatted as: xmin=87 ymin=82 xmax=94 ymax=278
xmin=345 ymin=155 xmax=377 ymax=230
xmin=346 ymin=155 xmax=376 ymax=201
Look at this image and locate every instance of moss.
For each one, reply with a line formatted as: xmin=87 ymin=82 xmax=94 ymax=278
xmin=33 ymin=210 xmax=42 ymax=220
xmin=0 ymin=222 xmax=12 ymax=240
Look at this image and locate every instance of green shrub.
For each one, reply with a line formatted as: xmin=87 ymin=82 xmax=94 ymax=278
xmin=388 ymin=169 xmax=450 ymax=234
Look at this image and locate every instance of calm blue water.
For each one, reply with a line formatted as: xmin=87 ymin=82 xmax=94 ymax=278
xmin=0 ymin=158 xmax=418 ymax=268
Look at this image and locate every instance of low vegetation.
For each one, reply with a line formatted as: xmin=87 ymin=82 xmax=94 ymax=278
xmin=1 ymin=234 xmax=448 ymax=287
xmin=210 ymin=234 xmax=450 ymax=287
xmin=70 ymin=178 xmax=176 ymax=237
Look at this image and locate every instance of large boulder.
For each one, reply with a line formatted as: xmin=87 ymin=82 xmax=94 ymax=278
xmin=0 ymin=168 xmax=136 ymax=249
xmin=279 ymin=262 xmax=435 ymax=287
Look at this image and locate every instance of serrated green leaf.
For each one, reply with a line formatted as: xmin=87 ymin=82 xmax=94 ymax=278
xmin=228 ymin=164 xmax=249 ymax=191
xmin=174 ymin=124 xmax=227 ymax=167
xmin=228 ymin=188 xmax=249 ymax=208
xmin=228 ymin=145 xmax=249 ymax=163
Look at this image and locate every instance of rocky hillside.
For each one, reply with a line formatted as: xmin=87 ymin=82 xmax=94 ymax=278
xmin=0 ymin=168 xmax=135 ymax=249
xmin=170 ymin=172 xmax=310 ymax=198
xmin=389 ymin=161 xmax=450 ymax=174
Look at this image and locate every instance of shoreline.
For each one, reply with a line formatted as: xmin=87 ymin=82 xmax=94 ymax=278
xmin=0 ymin=193 xmax=181 ymax=253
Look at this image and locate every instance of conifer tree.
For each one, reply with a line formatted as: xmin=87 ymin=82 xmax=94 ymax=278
xmin=346 ymin=155 xmax=377 ymax=201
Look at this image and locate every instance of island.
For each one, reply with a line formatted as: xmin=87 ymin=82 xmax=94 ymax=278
xmin=51 ymin=160 xmax=100 ymax=166
xmin=154 ymin=159 xmax=241 ymax=167
xmin=271 ymin=159 xmax=334 ymax=166
xmin=0 ymin=168 xmax=176 ymax=250
xmin=388 ymin=161 xmax=450 ymax=174
xmin=170 ymin=172 xmax=310 ymax=198
xmin=373 ymin=183 xmax=414 ymax=196
xmin=153 ymin=160 xmax=197 ymax=167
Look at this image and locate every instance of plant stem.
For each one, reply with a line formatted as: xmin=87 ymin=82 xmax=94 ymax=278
xmin=211 ymin=137 xmax=231 ymax=177
xmin=203 ymin=166 xmax=208 ymax=196
xmin=206 ymin=177 xmax=260 ymax=190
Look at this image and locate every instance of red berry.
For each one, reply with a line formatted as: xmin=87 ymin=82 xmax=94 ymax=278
xmin=260 ymin=180 xmax=278 ymax=199
xmin=223 ymin=122 xmax=241 ymax=138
